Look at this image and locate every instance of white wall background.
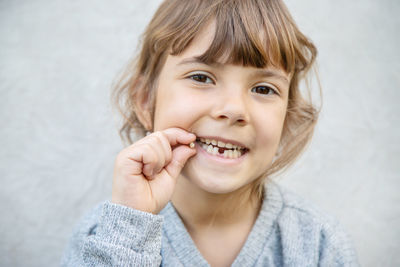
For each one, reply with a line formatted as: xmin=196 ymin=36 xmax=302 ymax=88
xmin=0 ymin=0 xmax=399 ymax=266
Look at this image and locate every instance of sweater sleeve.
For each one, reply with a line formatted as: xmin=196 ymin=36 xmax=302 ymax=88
xmin=61 ymin=201 xmax=164 ymax=267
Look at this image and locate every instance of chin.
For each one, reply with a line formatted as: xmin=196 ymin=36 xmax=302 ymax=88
xmin=195 ymin=180 xmax=239 ymax=194
xmin=181 ymin=167 xmax=249 ymax=195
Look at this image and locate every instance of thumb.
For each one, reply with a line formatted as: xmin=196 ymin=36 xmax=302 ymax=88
xmin=165 ymin=145 xmax=196 ymax=178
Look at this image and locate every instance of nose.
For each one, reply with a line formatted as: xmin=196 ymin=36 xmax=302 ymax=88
xmin=211 ymin=90 xmax=249 ymax=126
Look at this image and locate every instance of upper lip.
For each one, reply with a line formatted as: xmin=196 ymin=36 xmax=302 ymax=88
xmin=195 ymin=135 xmax=249 ymax=150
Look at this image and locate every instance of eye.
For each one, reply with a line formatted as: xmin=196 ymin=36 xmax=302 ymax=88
xmin=188 ymin=73 xmax=214 ymax=84
xmin=251 ymin=85 xmax=278 ymax=96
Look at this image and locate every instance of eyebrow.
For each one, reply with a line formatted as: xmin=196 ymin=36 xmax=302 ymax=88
xmin=177 ymin=57 xmax=217 ymax=67
xmin=177 ymin=57 xmax=289 ymax=83
xmin=251 ymin=69 xmax=290 ymax=84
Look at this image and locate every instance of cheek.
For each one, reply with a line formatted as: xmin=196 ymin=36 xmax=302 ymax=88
xmin=153 ymin=87 xmax=209 ymax=131
xmin=255 ymin=107 xmax=287 ymax=147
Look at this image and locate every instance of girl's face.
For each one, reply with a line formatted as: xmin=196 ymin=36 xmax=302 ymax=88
xmin=152 ymin=23 xmax=290 ymax=194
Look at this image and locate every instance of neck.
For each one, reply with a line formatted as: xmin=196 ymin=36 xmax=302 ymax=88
xmin=171 ymin=176 xmax=262 ymax=231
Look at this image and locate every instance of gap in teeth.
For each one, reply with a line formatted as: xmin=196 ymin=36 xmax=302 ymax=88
xmin=198 ymin=140 xmax=243 ymax=159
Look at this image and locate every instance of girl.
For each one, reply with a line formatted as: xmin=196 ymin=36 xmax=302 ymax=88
xmin=62 ymin=0 xmax=359 ymax=266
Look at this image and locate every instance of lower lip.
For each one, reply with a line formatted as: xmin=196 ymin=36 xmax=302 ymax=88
xmin=194 ymin=142 xmax=247 ymax=166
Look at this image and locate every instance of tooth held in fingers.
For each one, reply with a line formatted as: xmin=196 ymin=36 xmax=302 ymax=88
xmin=189 ymin=142 xmax=195 ymax=148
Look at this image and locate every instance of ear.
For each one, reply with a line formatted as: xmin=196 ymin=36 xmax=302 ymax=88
xmin=134 ymin=78 xmax=153 ymax=132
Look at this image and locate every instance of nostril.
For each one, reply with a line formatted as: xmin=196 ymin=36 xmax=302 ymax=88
xmin=214 ymin=110 xmax=248 ymax=125
xmin=216 ymin=115 xmax=247 ymax=125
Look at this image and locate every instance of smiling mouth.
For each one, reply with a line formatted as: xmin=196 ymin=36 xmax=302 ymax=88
xmin=196 ymin=137 xmax=249 ymax=159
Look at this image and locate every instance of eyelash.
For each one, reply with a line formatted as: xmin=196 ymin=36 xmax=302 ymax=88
xmin=188 ymin=73 xmax=214 ymax=84
xmin=251 ymin=85 xmax=278 ymax=96
xmin=187 ymin=73 xmax=279 ymax=96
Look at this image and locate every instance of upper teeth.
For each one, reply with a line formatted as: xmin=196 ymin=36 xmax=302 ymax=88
xmin=199 ymin=138 xmax=243 ymax=150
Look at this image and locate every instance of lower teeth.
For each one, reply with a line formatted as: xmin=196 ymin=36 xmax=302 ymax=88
xmin=200 ymin=143 xmax=242 ymax=159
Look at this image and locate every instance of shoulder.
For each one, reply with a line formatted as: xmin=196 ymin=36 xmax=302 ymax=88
xmin=68 ymin=201 xmax=106 ymax=238
xmin=60 ymin=202 xmax=105 ymax=265
xmin=265 ymin=182 xmax=359 ymax=266
xmin=265 ymin=181 xmax=341 ymax=227
xmin=277 ymin=183 xmax=337 ymax=224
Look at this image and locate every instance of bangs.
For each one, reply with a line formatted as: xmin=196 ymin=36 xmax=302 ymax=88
xmin=169 ymin=0 xmax=301 ymax=73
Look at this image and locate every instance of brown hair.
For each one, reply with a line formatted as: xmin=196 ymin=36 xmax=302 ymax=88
xmin=112 ymin=0 xmax=320 ymax=194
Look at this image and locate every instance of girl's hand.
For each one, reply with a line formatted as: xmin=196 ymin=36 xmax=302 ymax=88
xmin=111 ymin=128 xmax=196 ymax=214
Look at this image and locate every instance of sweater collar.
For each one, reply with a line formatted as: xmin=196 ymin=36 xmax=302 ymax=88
xmin=160 ymin=181 xmax=283 ymax=266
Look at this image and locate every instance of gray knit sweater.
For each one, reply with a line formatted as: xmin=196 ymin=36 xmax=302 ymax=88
xmin=61 ymin=182 xmax=359 ymax=266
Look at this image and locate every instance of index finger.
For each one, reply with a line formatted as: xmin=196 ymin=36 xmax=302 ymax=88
xmin=159 ymin=127 xmax=196 ymax=147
